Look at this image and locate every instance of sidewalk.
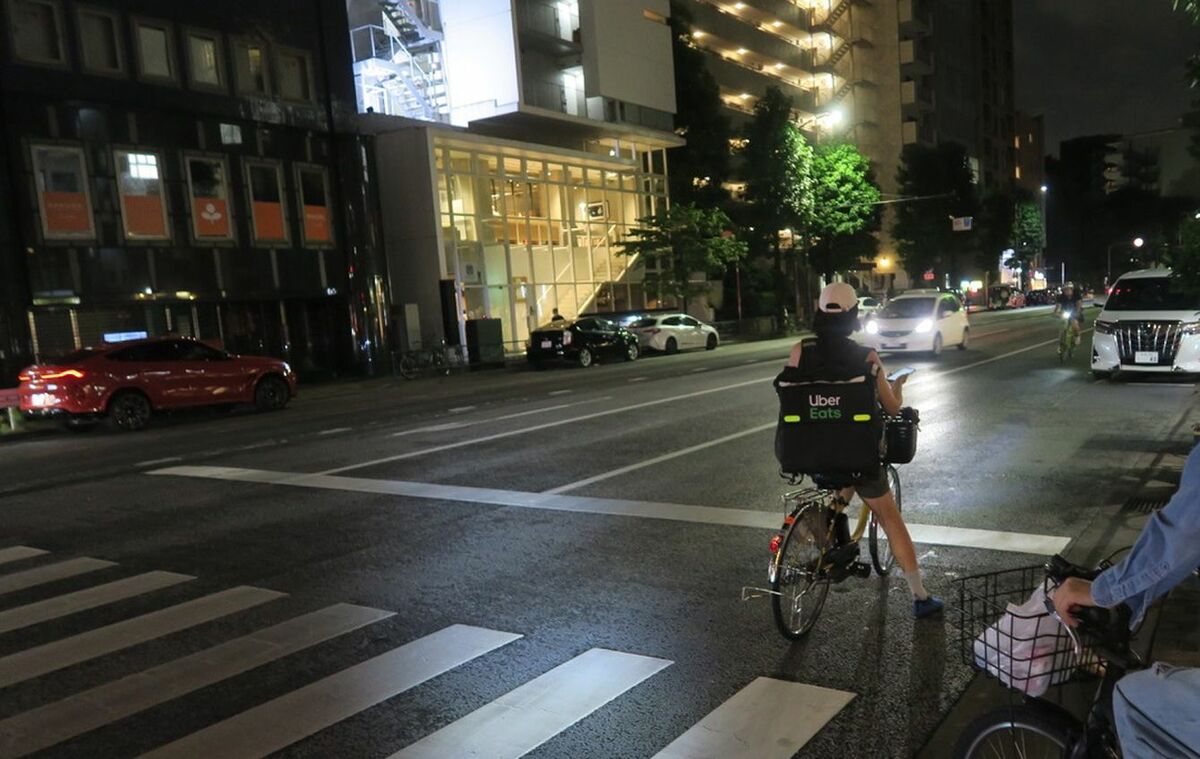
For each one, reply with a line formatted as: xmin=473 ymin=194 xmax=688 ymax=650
xmin=918 ymin=409 xmax=1198 ymax=756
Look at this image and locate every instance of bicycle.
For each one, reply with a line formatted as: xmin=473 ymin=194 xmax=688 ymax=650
xmin=1058 ymin=310 xmax=1080 ymax=362
xmin=950 ymin=554 xmax=1153 ymax=758
xmin=397 ymin=346 xmax=450 ymax=380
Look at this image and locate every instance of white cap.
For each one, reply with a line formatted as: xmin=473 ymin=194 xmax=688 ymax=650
xmin=818 ymin=282 xmax=858 ymax=313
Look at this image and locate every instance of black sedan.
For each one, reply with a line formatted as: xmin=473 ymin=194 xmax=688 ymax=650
xmin=527 ymin=317 xmax=640 ymax=368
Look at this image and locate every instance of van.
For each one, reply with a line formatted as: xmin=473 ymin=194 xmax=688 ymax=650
xmin=1091 ymin=269 xmax=1200 ymax=379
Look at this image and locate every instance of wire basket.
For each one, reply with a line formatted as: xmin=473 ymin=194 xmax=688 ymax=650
xmin=952 ymin=565 xmax=1103 ymax=696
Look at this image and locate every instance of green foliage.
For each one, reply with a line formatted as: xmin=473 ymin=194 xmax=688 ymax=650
xmin=1168 ymin=217 xmax=1200 ymax=294
xmin=620 ymin=204 xmax=748 ymax=308
xmin=978 ymin=189 xmax=1016 ymax=265
xmin=742 ymin=87 xmax=815 ymax=250
xmin=809 ymin=142 xmax=882 ymax=276
xmin=892 ymin=143 xmax=980 ymax=281
xmin=667 ymin=1 xmax=731 ymax=204
xmin=1005 ymin=199 xmax=1044 ymax=282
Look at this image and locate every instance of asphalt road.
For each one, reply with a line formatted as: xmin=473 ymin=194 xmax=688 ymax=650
xmin=0 ymin=307 xmax=1193 ymax=759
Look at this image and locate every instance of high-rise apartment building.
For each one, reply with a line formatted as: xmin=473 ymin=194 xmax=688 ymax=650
xmin=350 ymin=0 xmax=681 ymax=354
xmin=681 ymin=0 xmax=1015 ymax=275
xmin=1014 ymin=111 xmax=1046 ymax=195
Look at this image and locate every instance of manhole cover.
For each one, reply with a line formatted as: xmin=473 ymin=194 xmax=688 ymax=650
xmin=1122 ymin=497 xmax=1171 ymax=514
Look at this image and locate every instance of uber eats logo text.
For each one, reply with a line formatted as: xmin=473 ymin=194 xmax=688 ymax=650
xmin=808 ymin=394 xmax=842 ymax=420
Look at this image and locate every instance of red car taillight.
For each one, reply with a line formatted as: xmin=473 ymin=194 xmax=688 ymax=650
xmin=17 ymin=370 xmax=32 ymax=382
xmin=40 ymin=369 xmax=86 ymax=380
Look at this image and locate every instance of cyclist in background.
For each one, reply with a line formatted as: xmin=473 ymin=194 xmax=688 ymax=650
xmin=787 ymin=283 xmax=943 ymax=619
xmin=1053 ymin=283 xmax=1085 ymax=338
xmin=1052 ymin=444 xmax=1200 ymax=756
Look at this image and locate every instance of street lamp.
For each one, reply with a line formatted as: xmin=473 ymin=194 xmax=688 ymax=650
xmin=1107 ymin=237 xmax=1145 ymax=287
xmin=1133 ymin=237 xmax=1145 ymax=248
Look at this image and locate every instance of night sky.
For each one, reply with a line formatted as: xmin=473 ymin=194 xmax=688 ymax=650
xmin=1014 ymin=0 xmax=1200 ymax=154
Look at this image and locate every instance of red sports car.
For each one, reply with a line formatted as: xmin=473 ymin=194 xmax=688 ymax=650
xmin=18 ymin=337 xmax=296 ymax=431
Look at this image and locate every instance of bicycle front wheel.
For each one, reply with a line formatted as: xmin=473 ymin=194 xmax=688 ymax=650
xmin=771 ymin=512 xmax=831 ymax=640
xmin=869 ymin=465 xmax=901 ymax=576
xmin=398 ymin=355 xmax=418 ymax=380
xmin=952 ymin=704 xmax=1078 ymax=759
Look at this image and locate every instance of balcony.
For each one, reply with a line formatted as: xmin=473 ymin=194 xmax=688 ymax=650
xmin=516 ymin=0 xmax=582 ymax=57
xmin=900 ymin=79 xmax=932 ymax=112
xmin=899 ymin=38 xmax=934 ymax=74
xmin=898 ymin=0 xmax=931 ymax=35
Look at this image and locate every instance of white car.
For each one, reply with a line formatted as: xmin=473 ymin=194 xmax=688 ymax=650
xmin=626 ymin=313 xmax=720 ymax=353
xmin=1091 ymin=269 xmax=1200 ymax=379
xmin=858 ymin=296 xmax=883 ymax=315
xmin=862 ymin=291 xmax=970 ymax=355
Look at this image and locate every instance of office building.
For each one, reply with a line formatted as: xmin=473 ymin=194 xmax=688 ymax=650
xmin=1014 ymin=111 xmax=1046 ymax=195
xmin=0 ymin=0 xmax=388 ymax=382
xmin=349 ymin=0 xmax=681 ymax=353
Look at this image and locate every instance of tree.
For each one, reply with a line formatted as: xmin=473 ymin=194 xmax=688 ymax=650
xmin=1168 ymin=217 xmax=1200 ymax=294
xmin=741 ymin=87 xmax=815 ymax=309
xmin=666 ymin=1 xmax=731 ymax=205
xmin=978 ymin=188 xmax=1016 ymax=270
xmin=620 ymin=204 xmax=748 ymax=312
xmin=809 ymin=142 xmax=882 ymax=279
xmin=892 ymin=143 xmax=979 ymax=283
xmin=1007 ymin=198 xmax=1044 ymax=288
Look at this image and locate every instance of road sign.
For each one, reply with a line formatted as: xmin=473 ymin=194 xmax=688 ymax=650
xmin=952 ymin=216 xmax=974 ymax=232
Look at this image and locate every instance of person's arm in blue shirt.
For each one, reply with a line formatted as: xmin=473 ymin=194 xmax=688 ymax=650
xmin=1053 ymin=444 xmax=1200 ymax=627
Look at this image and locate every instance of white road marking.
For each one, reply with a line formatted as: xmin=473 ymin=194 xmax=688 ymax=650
xmin=317 ymin=427 xmax=352 ymax=436
xmin=628 ymin=376 xmax=649 ymax=382
xmin=316 ymin=375 xmax=772 ymax=475
xmin=0 ymin=557 xmax=116 ymax=596
xmin=390 ymin=400 xmax=605 ymax=439
xmin=691 ymin=367 xmax=709 ymax=373
xmin=150 ymin=467 xmax=1073 ymax=555
xmin=391 ymin=421 xmax=470 ymax=437
xmin=549 ymin=389 xmax=573 ymax=396
xmin=654 ymin=677 xmax=856 ymax=759
xmin=136 ymin=456 xmax=183 ymax=468
xmin=545 ymin=423 xmax=775 ymax=495
xmin=448 ymin=405 xmax=476 ymax=413
xmin=0 ymin=586 xmax=284 ymax=689
xmin=392 ymin=648 xmax=671 ymax=759
xmin=0 ymin=547 xmax=48 ymax=566
xmin=909 ymin=331 xmax=1092 ymax=385
xmin=0 ymin=604 xmax=392 ymax=758
xmin=138 ymin=624 xmax=521 ymax=759
xmin=236 ymin=441 xmax=277 ymax=452
xmin=0 ymin=571 xmax=194 ymax=635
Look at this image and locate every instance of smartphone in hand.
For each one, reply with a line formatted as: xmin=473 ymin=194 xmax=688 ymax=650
xmin=887 ymin=367 xmax=916 ymax=382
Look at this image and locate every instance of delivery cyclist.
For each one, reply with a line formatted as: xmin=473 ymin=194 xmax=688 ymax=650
xmin=1053 ymin=283 xmax=1085 ymax=338
xmin=784 ymin=283 xmax=943 ymax=619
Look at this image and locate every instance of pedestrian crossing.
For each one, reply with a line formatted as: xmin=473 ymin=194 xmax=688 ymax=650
xmin=0 ymin=545 xmax=855 ymax=758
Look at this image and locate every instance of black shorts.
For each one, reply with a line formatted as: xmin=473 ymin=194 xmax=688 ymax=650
xmin=852 ymin=467 xmax=890 ymax=499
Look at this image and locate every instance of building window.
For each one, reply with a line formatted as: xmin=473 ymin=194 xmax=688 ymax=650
xmin=245 ymin=161 xmax=288 ymax=245
xmin=77 ymin=5 xmax=122 ymax=74
xmin=296 ymin=165 xmax=332 ymax=246
xmin=31 ymin=144 xmax=94 ymax=240
xmin=186 ymin=29 xmax=224 ymax=90
xmin=276 ymin=48 xmax=312 ymax=101
xmin=1014 ymin=165 xmax=1022 ymax=180
xmin=114 ymin=149 xmax=170 ymax=240
xmin=186 ymin=156 xmax=233 ymax=241
xmin=7 ymin=0 xmax=66 ymax=66
xmin=133 ymin=18 xmax=175 ymax=82
xmin=233 ymin=39 xmax=270 ymax=95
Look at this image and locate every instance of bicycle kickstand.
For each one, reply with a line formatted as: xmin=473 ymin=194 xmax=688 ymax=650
xmin=740 ymin=586 xmax=781 ymax=601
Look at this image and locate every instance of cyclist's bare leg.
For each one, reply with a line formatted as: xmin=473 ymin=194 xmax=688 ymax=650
xmin=861 ymin=492 xmax=918 ymax=575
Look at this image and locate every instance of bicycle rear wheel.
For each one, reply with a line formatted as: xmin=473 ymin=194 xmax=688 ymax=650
xmin=952 ymin=704 xmax=1078 ymax=758
xmin=771 ymin=508 xmax=831 ymax=640
xmin=398 ymin=354 xmax=418 ymax=380
xmin=869 ymin=465 xmax=900 ymax=576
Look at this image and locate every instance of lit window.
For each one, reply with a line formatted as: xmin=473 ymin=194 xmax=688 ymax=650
xmin=115 ymin=150 xmax=170 ymax=240
xmin=1014 ymin=135 xmax=1020 ymax=149
xmin=9 ymin=0 xmax=66 ymax=65
xmin=1015 ymin=166 xmax=1022 ymax=179
xmin=187 ymin=31 xmax=223 ymax=88
xmin=134 ymin=19 xmax=174 ymax=81
xmin=233 ymin=39 xmax=269 ymax=95
xmin=277 ymin=49 xmax=312 ymax=101
xmin=78 ymin=6 xmax=122 ymax=74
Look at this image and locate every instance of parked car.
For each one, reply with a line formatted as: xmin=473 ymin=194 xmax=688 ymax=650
xmin=1091 ymin=269 xmax=1200 ymax=379
xmin=862 ymin=291 xmax=970 ymax=355
xmin=527 ymin=317 xmax=640 ymax=368
xmin=626 ymin=313 xmax=719 ymax=354
xmin=1025 ymin=289 xmax=1054 ymax=306
xmin=18 ymin=336 xmax=296 ymax=432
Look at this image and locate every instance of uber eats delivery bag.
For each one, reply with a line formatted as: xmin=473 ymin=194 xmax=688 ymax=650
xmin=773 ymin=360 xmax=883 ymax=476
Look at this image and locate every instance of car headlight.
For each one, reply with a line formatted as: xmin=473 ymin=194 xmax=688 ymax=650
xmin=865 ymin=320 xmax=879 ymax=335
xmin=915 ymin=319 xmax=933 ymax=334
xmin=1095 ymin=320 xmax=1116 ymax=335
xmin=1182 ymin=321 xmax=1200 ymax=335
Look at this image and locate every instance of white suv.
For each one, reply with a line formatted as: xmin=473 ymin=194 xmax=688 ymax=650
xmin=1091 ymin=269 xmax=1200 ymax=379
xmin=862 ymin=291 xmax=970 ymax=356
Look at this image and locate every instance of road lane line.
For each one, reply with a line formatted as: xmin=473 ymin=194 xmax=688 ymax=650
xmin=628 ymin=376 xmax=649 ymax=382
xmin=150 ymin=467 xmax=1073 ymax=555
xmin=314 ymin=375 xmax=772 ymax=475
xmin=449 ymin=405 xmax=476 ymax=413
xmin=0 ymin=586 xmax=284 ymax=689
xmin=0 ymin=558 xmax=116 ymax=596
xmin=545 ymin=423 xmax=775 ymax=495
xmin=549 ymin=389 xmax=573 ymax=396
xmin=317 ymin=427 xmax=352 ymax=436
xmin=0 ymin=547 xmax=47 ymax=566
xmin=654 ymin=677 xmax=856 ymax=759
xmin=136 ymin=456 xmax=183 ymax=468
xmin=391 ymin=421 xmax=470 ymax=437
xmin=909 ymin=331 xmax=1092 ymax=385
xmin=0 ymin=571 xmax=194 ymax=634
xmin=392 ymin=648 xmax=671 ymax=759
xmin=138 ymin=624 xmax=521 ymax=759
xmin=390 ymin=400 xmax=605 ymax=438
xmin=0 ymin=603 xmax=392 ymax=757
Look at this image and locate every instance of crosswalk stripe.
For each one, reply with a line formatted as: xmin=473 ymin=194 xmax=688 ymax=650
xmin=138 ymin=623 xmax=521 ymax=759
xmin=652 ymin=677 xmax=856 ymax=758
xmin=0 ymin=571 xmax=195 ymax=635
xmin=0 ymin=603 xmax=393 ymax=757
xmin=0 ymin=586 xmax=284 ymax=689
xmin=0 ymin=547 xmax=48 ymax=566
xmin=0 ymin=557 xmax=116 ymax=596
xmin=392 ymin=648 xmax=672 ymax=759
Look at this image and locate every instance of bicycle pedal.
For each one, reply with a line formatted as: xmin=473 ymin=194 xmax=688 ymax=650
xmin=853 ymin=562 xmax=872 ymax=578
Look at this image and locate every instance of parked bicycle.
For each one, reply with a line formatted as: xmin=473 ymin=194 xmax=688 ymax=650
xmin=950 ymin=554 xmax=1142 ymax=758
xmin=397 ymin=345 xmax=450 ymax=380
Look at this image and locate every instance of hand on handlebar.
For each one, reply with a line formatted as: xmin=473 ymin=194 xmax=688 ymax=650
xmin=1051 ymin=577 xmax=1097 ymax=628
